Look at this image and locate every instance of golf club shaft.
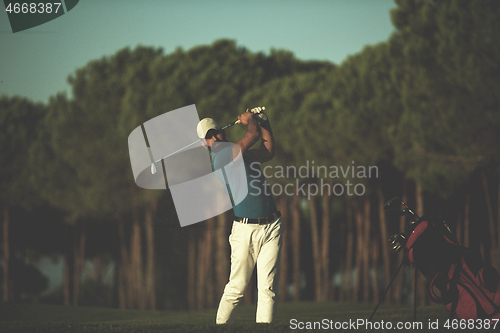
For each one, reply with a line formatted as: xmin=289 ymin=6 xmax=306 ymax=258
xmin=222 ymin=119 xmax=240 ymax=130
xmin=152 ymin=118 xmax=240 ymax=165
xmin=150 ymin=108 xmax=264 ymax=174
xmin=152 ymin=139 xmax=201 ymax=164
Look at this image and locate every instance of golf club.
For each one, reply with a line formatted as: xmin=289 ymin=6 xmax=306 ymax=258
xmin=150 ymin=107 xmax=265 ymax=174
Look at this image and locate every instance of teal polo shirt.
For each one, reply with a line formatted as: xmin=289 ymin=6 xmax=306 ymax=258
xmin=211 ymin=144 xmax=277 ymax=219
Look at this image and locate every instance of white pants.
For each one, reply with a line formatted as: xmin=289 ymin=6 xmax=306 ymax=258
xmin=216 ymin=217 xmax=283 ymax=324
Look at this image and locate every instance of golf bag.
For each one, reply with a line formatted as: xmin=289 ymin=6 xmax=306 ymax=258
xmin=406 ymin=214 xmax=500 ymax=320
xmin=371 ymin=197 xmax=500 ymax=321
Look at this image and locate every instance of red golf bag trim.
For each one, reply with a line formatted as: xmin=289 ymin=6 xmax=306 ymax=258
xmin=406 ymin=221 xmax=429 ymax=264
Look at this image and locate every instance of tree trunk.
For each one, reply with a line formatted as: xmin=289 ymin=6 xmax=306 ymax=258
xmin=345 ymin=201 xmax=354 ymax=301
xmin=291 ymin=192 xmax=301 ymax=301
xmin=353 ymin=198 xmax=370 ymax=302
xmin=321 ymin=191 xmax=331 ymax=301
xmin=362 ymin=199 xmax=371 ymax=302
xmin=187 ymin=227 xmax=196 ymax=311
xmin=338 ymin=210 xmax=346 ymax=301
xmin=215 ymin=212 xmax=229 ymax=299
xmin=196 ymin=226 xmax=207 ymax=310
xmin=72 ymin=228 xmax=86 ymax=306
xmin=278 ymin=194 xmax=289 ymax=302
xmin=353 ymin=200 xmax=362 ymax=302
xmin=117 ymin=218 xmax=129 ymax=309
xmin=128 ymin=187 xmax=145 ymax=309
xmin=130 ymin=219 xmax=144 ymax=309
xmin=205 ymin=218 xmax=215 ymax=308
xmin=308 ymin=190 xmax=322 ymax=301
xmin=464 ymin=190 xmax=470 ymax=248
xmin=371 ymin=239 xmax=379 ymax=302
xmin=63 ymin=225 xmax=73 ymax=306
xmin=144 ymin=199 xmax=157 ymax=310
xmin=415 ymin=183 xmax=427 ymax=306
xmin=377 ymin=187 xmax=390 ymax=296
xmin=393 ymin=176 xmax=407 ymax=303
xmin=2 ymin=206 xmax=13 ymax=302
xmin=481 ymin=172 xmax=496 ymax=265
xmin=196 ymin=219 xmax=215 ymax=309
xmin=130 ymin=186 xmax=147 ymax=310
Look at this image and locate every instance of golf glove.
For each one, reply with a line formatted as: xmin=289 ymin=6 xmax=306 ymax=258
xmin=250 ymin=106 xmax=268 ymax=124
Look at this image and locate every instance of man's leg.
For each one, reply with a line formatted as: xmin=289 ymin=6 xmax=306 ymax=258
xmin=256 ymin=218 xmax=283 ymax=323
xmin=216 ymin=222 xmax=257 ymax=324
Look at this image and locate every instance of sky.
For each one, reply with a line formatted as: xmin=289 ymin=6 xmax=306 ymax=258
xmin=0 ymin=0 xmax=397 ymax=104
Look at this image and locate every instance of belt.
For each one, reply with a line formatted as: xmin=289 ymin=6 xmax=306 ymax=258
xmin=234 ymin=211 xmax=281 ymax=225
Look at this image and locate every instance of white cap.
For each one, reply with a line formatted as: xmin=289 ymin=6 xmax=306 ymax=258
xmin=196 ymin=118 xmax=221 ymax=138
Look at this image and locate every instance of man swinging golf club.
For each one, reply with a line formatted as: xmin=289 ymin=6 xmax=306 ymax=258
xmin=196 ymin=107 xmax=283 ymax=324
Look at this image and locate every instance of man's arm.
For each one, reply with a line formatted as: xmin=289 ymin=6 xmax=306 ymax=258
xmin=250 ymin=119 xmax=275 ymax=163
xmin=232 ymin=110 xmax=260 ymax=159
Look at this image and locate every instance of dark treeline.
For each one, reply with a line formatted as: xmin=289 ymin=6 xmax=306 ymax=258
xmin=1 ymin=0 xmax=500 ymax=310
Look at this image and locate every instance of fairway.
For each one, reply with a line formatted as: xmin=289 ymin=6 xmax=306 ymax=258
xmin=2 ymin=301 xmax=489 ymax=332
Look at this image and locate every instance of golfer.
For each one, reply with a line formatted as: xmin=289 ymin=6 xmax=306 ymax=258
xmin=196 ymin=108 xmax=283 ymax=324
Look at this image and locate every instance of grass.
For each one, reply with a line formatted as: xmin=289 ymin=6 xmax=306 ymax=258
xmin=0 ymin=301 xmax=491 ymax=332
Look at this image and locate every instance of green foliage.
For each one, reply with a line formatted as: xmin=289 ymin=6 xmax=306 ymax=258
xmin=33 ymin=39 xmax=331 ymax=221
xmin=388 ymin=0 xmax=500 ymax=197
xmin=0 ymin=96 xmax=45 ymax=209
xmin=29 ymin=93 xmax=87 ymax=221
xmin=3 ymin=3 xmax=499 ymax=213
xmin=35 ymin=47 xmax=165 ymax=222
xmin=238 ymin=42 xmax=402 ymax=192
xmin=240 ymin=69 xmax=335 ymax=164
xmin=148 ymin=39 xmax=332 ymax=127
xmin=33 ymin=38 xmax=335 ymax=217
xmin=327 ymin=42 xmax=404 ymax=168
